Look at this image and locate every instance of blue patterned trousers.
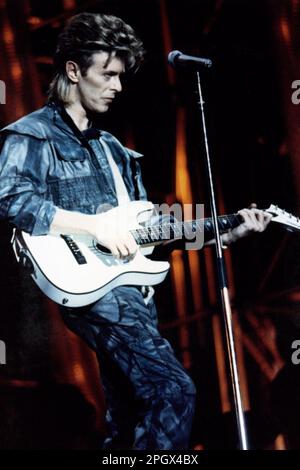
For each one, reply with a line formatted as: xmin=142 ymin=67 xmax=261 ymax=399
xmin=61 ymin=286 xmax=196 ymax=450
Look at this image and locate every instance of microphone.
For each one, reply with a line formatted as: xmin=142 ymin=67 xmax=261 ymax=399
xmin=168 ymin=50 xmax=212 ymax=69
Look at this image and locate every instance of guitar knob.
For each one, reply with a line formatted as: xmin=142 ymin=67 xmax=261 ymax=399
xmin=20 ymin=251 xmax=34 ymax=275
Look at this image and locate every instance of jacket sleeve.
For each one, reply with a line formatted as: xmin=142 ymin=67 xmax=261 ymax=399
xmin=0 ymin=131 xmax=57 ymax=235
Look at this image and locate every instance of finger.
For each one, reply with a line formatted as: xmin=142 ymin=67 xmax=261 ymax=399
xmin=126 ymin=238 xmax=138 ymax=257
xmin=118 ymin=237 xmax=137 ymax=257
xmin=250 ymin=209 xmax=273 ymax=231
xmin=125 ymin=245 xmax=138 ymax=259
xmin=109 ymin=243 xmax=121 ymax=259
xmin=238 ymin=209 xmax=260 ymax=230
xmin=263 ymin=212 xmax=273 ymax=224
xmin=117 ymin=242 xmax=130 ymax=259
xmin=119 ymin=238 xmax=138 ymax=259
xmin=251 ymin=210 xmax=266 ymax=231
xmin=248 ymin=209 xmax=268 ymax=231
xmin=254 ymin=210 xmax=265 ymax=230
xmin=117 ymin=233 xmax=138 ymax=258
xmin=251 ymin=209 xmax=271 ymax=231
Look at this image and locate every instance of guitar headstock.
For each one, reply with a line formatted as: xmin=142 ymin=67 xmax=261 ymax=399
xmin=265 ymin=204 xmax=300 ymax=232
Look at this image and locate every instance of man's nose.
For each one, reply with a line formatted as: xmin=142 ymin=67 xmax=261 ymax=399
xmin=111 ymin=76 xmax=122 ymax=92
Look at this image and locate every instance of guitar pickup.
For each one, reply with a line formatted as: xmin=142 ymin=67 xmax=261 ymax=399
xmin=60 ymin=235 xmax=87 ymax=265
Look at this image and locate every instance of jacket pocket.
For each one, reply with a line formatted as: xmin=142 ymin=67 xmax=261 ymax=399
xmin=52 ymin=139 xmax=87 ymax=162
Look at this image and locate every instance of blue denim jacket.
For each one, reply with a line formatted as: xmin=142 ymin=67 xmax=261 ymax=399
xmin=0 ymin=102 xmax=147 ymax=234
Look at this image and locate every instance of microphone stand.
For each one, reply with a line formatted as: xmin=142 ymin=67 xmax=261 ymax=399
xmin=196 ymin=70 xmax=249 ymax=450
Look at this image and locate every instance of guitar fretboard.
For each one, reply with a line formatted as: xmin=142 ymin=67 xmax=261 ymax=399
xmin=131 ymin=214 xmax=243 ymax=245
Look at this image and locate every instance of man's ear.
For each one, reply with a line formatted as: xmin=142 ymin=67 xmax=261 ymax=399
xmin=65 ymin=61 xmax=80 ymax=83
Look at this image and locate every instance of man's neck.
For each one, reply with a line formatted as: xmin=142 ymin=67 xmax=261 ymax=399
xmin=65 ymin=102 xmax=90 ymax=131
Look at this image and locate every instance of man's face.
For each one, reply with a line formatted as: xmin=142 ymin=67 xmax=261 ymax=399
xmin=74 ymin=52 xmax=125 ymax=114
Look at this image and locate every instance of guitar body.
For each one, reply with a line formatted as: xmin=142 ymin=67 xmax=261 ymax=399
xmin=12 ymin=201 xmax=170 ymax=308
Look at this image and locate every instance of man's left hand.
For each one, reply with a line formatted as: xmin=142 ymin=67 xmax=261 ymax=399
xmin=221 ymin=203 xmax=273 ymax=245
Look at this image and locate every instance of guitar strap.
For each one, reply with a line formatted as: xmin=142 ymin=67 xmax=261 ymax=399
xmin=100 ymin=137 xmax=130 ymax=206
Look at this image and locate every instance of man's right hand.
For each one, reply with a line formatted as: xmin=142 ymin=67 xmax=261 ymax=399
xmin=92 ymin=211 xmax=138 ymax=260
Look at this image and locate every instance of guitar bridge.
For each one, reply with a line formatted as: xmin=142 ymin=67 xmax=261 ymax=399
xmin=60 ymin=235 xmax=87 ymax=265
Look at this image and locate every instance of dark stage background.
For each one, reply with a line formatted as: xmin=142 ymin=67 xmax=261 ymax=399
xmin=1 ymin=0 xmax=300 ymax=450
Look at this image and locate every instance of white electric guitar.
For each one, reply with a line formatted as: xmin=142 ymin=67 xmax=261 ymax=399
xmin=11 ymin=201 xmax=300 ymax=308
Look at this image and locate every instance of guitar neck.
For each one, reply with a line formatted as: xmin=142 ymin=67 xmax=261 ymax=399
xmin=131 ymin=213 xmax=243 ymax=246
